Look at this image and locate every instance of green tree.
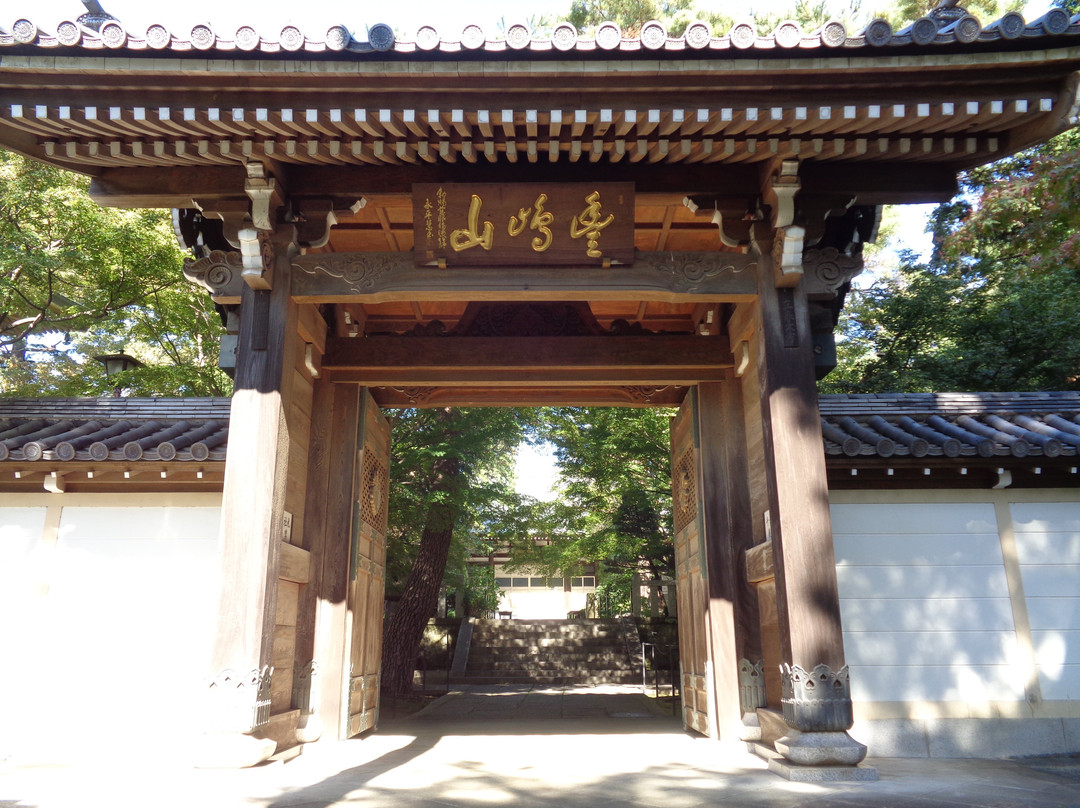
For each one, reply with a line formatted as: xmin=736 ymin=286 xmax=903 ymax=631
xmin=512 ymin=407 xmax=675 ymax=613
xmin=0 ymin=149 xmax=228 ymax=397
xmin=824 ymin=128 xmax=1080 ymax=393
xmin=381 ymin=406 xmax=528 ymax=694
xmin=567 ymin=0 xmax=732 ymax=36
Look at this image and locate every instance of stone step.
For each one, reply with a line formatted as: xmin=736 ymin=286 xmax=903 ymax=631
xmin=471 ymin=629 xmax=623 ymax=641
xmin=475 ymin=639 xmax=630 ymax=652
xmin=470 ymin=648 xmax=630 ymax=661
xmin=472 ymin=649 xmax=631 ymax=662
xmin=468 ymin=660 xmax=635 ymax=673
xmin=453 ymin=672 xmax=643 ymax=686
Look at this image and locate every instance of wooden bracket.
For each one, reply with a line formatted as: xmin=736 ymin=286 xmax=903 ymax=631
xmin=239 ymin=228 xmax=274 ymax=290
xmin=771 ymin=226 xmax=806 ymax=287
xmin=293 ymin=197 xmax=365 ymax=249
xmin=304 ymin=344 xmax=322 ymax=379
xmin=244 ymin=161 xmax=285 ymax=231
xmin=682 ymin=194 xmax=760 ymax=249
xmin=763 ymin=158 xmax=801 ymax=229
xmin=44 ymin=471 xmax=66 ymax=493
xmin=734 ymin=341 xmax=751 ymax=377
xmin=192 ymin=197 xmax=251 ymax=249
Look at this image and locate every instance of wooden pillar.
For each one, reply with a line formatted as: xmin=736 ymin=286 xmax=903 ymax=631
xmin=752 ymin=228 xmax=866 ymax=766
xmin=199 ymin=233 xmax=298 ymax=768
xmin=695 ymin=380 xmax=761 ymax=741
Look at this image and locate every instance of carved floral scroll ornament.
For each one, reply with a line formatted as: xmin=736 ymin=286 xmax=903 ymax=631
xmin=642 ymin=252 xmax=755 ymax=294
xmin=183 ymin=250 xmax=244 ymax=299
xmin=292 ymin=254 xmax=395 ymax=294
xmin=802 ymin=247 xmax=865 ymax=298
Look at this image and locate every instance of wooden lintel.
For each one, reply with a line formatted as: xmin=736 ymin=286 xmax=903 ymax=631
xmin=746 ymin=540 xmax=775 ymax=583
xmin=368 ymin=384 xmax=690 ymax=408
xmin=322 ymin=334 xmax=731 ymax=386
xmin=800 ymin=162 xmax=958 ymax=205
xmin=89 ymin=166 xmax=248 ymax=208
xmin=287 ymin=162 xmax=762 ymax=198
xmin=291 ymin=252 xmax=758 ymax=303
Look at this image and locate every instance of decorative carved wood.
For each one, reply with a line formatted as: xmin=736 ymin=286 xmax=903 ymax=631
xmin=289 ymin=251 xmax=758 ymax=302
xmin=802 ymin=247 xmax=865 ymax=299
xmin=183 ymin=251 xmax=246 ymax=303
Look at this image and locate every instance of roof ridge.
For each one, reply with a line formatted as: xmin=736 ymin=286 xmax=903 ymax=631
xmin=2 ymin=9 xmax=1076 ymax=57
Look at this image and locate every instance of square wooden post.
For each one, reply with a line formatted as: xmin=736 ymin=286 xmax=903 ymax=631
xmin=753 ymin=231 xmax=867 ymax=768
xmin=198 ymin=235 xmax=298 ymax=768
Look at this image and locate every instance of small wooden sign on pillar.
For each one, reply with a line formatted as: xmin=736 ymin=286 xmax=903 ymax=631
xmin=413 ymin=183 xmax=635 ymax=266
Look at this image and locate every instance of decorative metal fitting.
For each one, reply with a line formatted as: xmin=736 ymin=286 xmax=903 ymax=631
xmin=206 ymin=665 xmax=274 ymax=734
xmin=293 ymin=661 xmax=319 ymax=715
xmin=738 ymin=659 xmax=767 ymax=713
xmin=780 ymin=663 xmax=854 ymax=732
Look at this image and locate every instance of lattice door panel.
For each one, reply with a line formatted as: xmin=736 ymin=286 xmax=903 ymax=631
xmin=671 ymin=392 xmax=713 ymax=737
xmin=345 ymin=388 xmax=389 ymax=738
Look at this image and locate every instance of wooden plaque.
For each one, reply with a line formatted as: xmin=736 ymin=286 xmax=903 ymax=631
xmin=413 ymin=183 xmax=634 ymax=267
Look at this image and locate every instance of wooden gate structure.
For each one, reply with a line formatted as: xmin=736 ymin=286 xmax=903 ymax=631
xmin=3 ymin=2 xmax=1080 ymax=769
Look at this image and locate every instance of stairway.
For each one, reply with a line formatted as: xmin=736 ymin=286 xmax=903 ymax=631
xmin=457 ymin=618 xmax=640 ymax=685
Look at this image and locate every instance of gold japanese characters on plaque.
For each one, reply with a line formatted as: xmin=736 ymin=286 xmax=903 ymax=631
xmin=413 ymin=183 xmax=635 ymax=266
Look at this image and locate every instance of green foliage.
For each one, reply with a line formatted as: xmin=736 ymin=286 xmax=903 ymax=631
xmin=871 ymin=0 xmax=1021 ymax=28
xmin=384 ymin=407 xmax=530 ymax=601
xmin=0 ymin=149 xmax=228 ymax=396
xmin=567 ymin=0 xmax=732 ymax=36
xmin=509 ymin=407 xmax=675 ymax=609
xmin=824 ymin=129 xmax=1080 ymax=393
xmin=457 ymin=563 xmax=503 ymax=618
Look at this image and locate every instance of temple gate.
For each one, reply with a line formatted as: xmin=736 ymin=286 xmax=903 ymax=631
xmin=3 ymin=0 xmax=1080 ymax=774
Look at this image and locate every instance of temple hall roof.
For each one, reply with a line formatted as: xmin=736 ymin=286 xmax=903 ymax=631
xmin=0 ymin=393 xmax=1077 ymax=492
xmin=1 ymin=8 xmax=1077 ymax=57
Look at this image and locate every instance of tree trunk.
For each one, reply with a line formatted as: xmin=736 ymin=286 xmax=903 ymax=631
xmin=382 ymin=444 xmax=461 ymax=696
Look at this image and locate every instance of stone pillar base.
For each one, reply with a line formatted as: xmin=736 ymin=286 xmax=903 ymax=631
xmin=748 ymin=738 xmax=878 ymax=782
xmin=295 ymin=712 xmax=323 ymax=744
xmin=739 ymin=711 xmax=762 ymax=742
xmin=192 ymin=732 xmax=277 ymax=769
xmin=775 ymin=729 xmax=867 ymax=766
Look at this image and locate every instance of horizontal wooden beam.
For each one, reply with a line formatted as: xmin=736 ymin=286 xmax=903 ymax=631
xmin=89 ymin=166 xmax=248 ymax=208
xmin=369 ymin=384 xmax=691 ymax=408
xmin=800 ymin=162 xmax=958 ymax=204
xmin=290 ymin=252 xmax=758 ymax=303
xmin=322 ymin=334 xmax=732 ymax=386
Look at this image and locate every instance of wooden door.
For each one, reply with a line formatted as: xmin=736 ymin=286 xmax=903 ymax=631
xmin=343 ymin=389 xmax=390 ymax=737
xmin=671 ymin=390 xmax=715 ymax=736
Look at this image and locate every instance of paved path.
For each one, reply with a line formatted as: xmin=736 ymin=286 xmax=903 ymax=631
xmin=3 ymin=685 xmax=1080 ymax=808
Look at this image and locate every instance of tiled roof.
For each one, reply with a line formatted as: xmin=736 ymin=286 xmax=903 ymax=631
xmin=819 ymin=392 xmax=1080 ymax=459
xmin=1 ymin=8 xmax=1076 ymax=57
xmin=0 ymin=397 xmax=230 ymax=463
xmin=1 ymin=392 xmax=1078 ymax=465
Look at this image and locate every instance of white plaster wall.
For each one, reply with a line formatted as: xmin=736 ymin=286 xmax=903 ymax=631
xmin=1012 ymin=502 xmax=1080 ymax=701
xmin=499 ymin=588 xmax=588 ymax=619
xmin=831 ymin=502 xmax=1025 ymax=704
xmin=0 ymin=496 xmax=221 ymax=763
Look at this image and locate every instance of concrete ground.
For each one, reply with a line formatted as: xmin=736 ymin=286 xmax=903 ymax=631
xmin=3 ymin=684 xmax=1080 ymax=808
